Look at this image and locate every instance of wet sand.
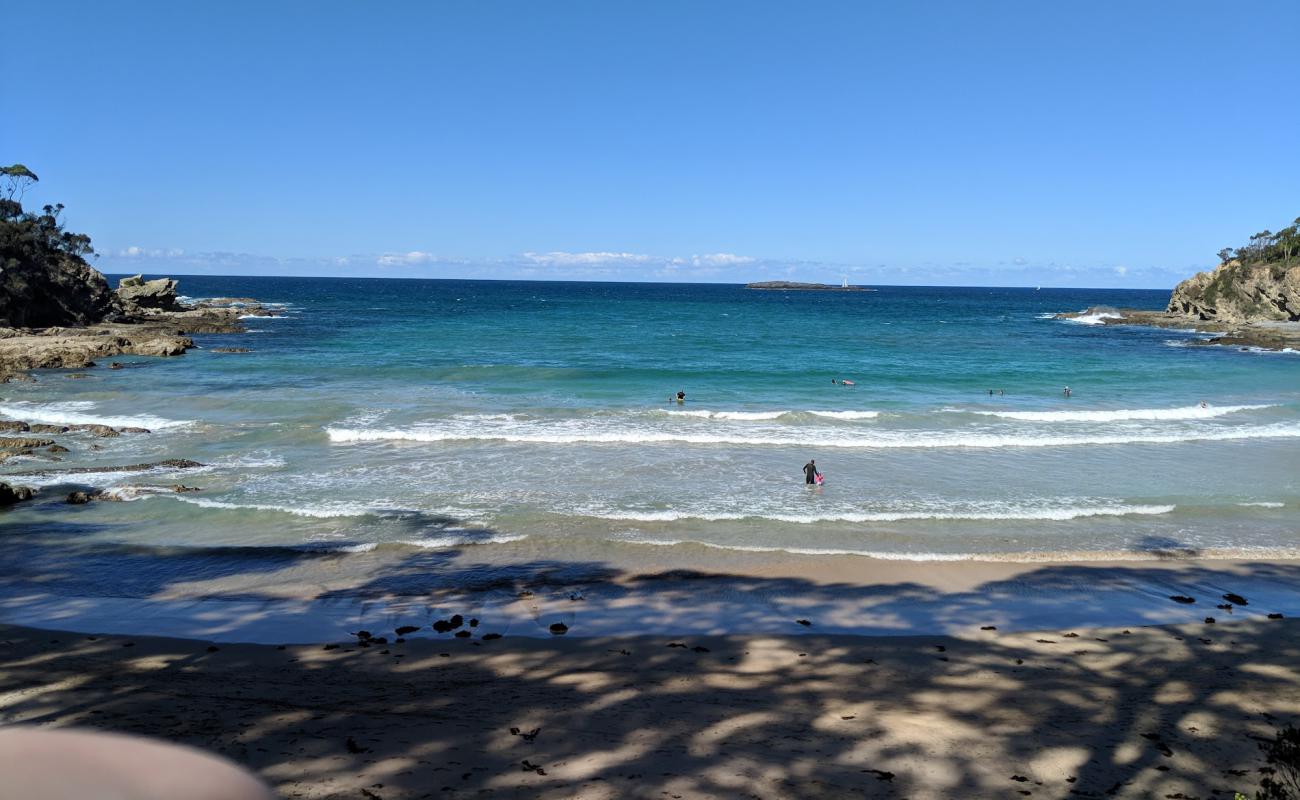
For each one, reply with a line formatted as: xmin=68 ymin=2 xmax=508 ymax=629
xmin=2 ymin=617 xmax=1297 ymax=799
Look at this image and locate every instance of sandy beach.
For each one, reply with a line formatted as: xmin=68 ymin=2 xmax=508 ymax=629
xmin=2 ymin=616 xmax=1296 ymax=798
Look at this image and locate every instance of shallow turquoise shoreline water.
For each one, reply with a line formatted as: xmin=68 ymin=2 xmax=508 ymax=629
xmin=0 ymin=277 xmax=1297 ymax=638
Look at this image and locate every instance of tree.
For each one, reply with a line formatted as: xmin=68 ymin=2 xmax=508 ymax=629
xmin=1217 ymin=247 xmax=1236 ymax=264
xmin=0 ymin=163 xmax=39 ymax=202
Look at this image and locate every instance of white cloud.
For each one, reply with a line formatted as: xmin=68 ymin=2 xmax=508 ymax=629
xmin=117 ymin=246 xmax=185 ymax=258
xmin=1113 ymin=265 xmax=1129 ymax=277
xmin=377 ymin=251 xmax=437 ymax=266
xmin=690 ymin=253 xmax=755 ymax=267
xmin=522 ymin=251 xmax=655 ymax=266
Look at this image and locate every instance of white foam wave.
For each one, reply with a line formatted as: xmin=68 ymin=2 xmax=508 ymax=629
xmin=210 ymin=453 xmax=288 ymax=470
xmin=1065 ymin=311 xmax=1123 ymax=325
xmin=396 ymin=533 xmax=528 ymax=548
xmin=971 ymin=404 xmax=1274 ymax=423
xmin=170 ymin=496 xmax=411 ymax=519
xmin=238 ymin=314 xmax=286 ymax=319
xmin=1035 ymin=312 xmax=1058 ymax=319
xmin=595 ymin=504 xmax=1175 ymax=524
xmin=300 ymin=533 xmax=526 ymax=553
xmin=326 ymin=422 xmax=1300 ymax=450
xmin=1238 ymin=501 xmax=1285 ymax=508
xmin=0 ymin=401 xmax=194 ymax=430
xmin=658 ymin=409 xmax=881 ymax=422
xmin=8 ymin=462 xmax=211 ymax=489
xmin=806 ymin=410 xmax=881 ymax=420
xmin=660 ymin=409 xmax=786 ymax=421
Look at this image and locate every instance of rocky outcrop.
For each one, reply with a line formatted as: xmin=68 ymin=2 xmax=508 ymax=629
xmin=1167 ymin=260 xmax=1300 ymax=324
xmin=0 ymin=252 xmax=118 ymax=328
xmin=1056 ymin=308 xmax=1300 ymax=352
xmin=0 ymin=481 xmax=34 ymax=506
xmin=116 ymin=274 xmax=181 ymax=312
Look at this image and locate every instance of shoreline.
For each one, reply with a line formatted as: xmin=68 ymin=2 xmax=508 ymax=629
xmin=2 ymin=552 xmax=1296 ymax=645
xmin=3 ymin=617 xmax=1295 ymax=798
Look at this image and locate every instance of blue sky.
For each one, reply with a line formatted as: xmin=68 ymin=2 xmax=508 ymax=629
xmin=5 ymin=1 xmax=1298 ymax=288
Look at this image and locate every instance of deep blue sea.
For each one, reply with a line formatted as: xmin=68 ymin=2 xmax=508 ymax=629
xmin=1 ymin=277 xmax=1298 ymax=638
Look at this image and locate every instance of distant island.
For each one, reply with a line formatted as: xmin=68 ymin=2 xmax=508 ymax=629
xmin=745 ymin=281 xmax=872 ymax=292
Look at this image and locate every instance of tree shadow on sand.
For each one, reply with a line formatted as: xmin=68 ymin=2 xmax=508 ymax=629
xmin=1 ymin=549 xmax=1299 ymax=798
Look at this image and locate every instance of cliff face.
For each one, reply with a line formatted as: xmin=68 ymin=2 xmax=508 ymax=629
xmin=0 ymin=252 xmax=117 ymax=328
xmin=1167 ymin=260 xmax=1300 ymax=323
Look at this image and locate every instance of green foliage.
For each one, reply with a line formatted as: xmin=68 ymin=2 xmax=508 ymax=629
xmin=1256 ymin=724 xmax=1300 ymax=799
xmin=0 ymin=163 xmax=38 ymax=201
xmin=1217 ymin=216 xmax=1300 ymax=268
xmin=0 ymin=164 xmax=96 ymax=274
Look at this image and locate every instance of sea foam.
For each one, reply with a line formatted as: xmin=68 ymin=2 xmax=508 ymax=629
xmin=0 ymin=400 xmax=195 ymax=430
xmin=326 ymin=421 xmax=1300 ymax=450
xmin=593 ymin=503 xmax=1176 ymax=524
xmin=970 ymin=404 xmax=1274 ymax=423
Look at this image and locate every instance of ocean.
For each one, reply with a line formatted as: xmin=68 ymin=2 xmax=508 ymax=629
xmin=1 ymin=277 xmax=1298 ymax=639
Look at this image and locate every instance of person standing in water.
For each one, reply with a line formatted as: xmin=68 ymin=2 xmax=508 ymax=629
xmin=676 ymin=390 xmax=686 ymax=403
xmin=1063 ymin=386 xmax=1072 ymax=398
xmin=803 ymin=459 xmax=820 ymax=485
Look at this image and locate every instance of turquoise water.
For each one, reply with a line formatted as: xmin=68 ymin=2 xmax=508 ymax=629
xmin=1 ymin=277 xmax=1298 ymax=627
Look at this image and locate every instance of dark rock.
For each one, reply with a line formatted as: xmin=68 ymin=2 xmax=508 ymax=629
xmin=432 ymin=619 xmax=453 ymax=633
xmin=0 ymin=253 xmax=117 ymax=328
xmin=449 ymin=614 xmax=464 ymax=629
xmin=169 ymin=484 xmax=199 ymax=492
xmin=0 ymin=482 xmax=35 ymax=506
xmin=110 ymin=362 xmax=124 ymax=369
xmin=1204 ymin=617 xmax=1216 ymax=624
xmin=980 ymin=626 xmax=997 ymax=630
xmin=345 ymin=737 xmax=370 ymax=754
xmin=394 ymin=625 xmax=419 ymax=636
xmin=1223 ymin=592 xmax=1248 ymax=606
xmin=1169 ymin=595 xmax=1196 ymax=604
xmin=469 ymin=618 xmax=479 ymax=627
xmin=0 ymin=421 xmax=29 ymax=432
xmin=28 ymin=424 xmax=68 ymax=434
xmin=67 ymin=423 xmax=118 ymax=437
xmin=1268 ymin=613 xmax=1284 ymax=619
xmin=453 ymin=630 xmax=471 ymax=638
xmin=66 ymin=490 xmax=94 ymax=504
xmin=482 ymin=633 xmax=502 ymax=640
xmin=548 ymin=622 xmax=568 ymax=635
xmin=118 ymin=426 xmax=150 ymax=434
xmin=795 ymin=619 xmax=812 ymax=626
xmin=5 ymin=458 xmax=204 ymax=477
xmin=210 ymin=347 xmax=251 ymax=353
xmin=353 ymin=630 xmax=373 ymax=640
xmin=0 ymin=437 xmax=54 ymax=450
xmin=46 ymin=444 xmax=69 ymax=454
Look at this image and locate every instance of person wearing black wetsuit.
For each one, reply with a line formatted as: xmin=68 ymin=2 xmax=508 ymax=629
xmin=803 ymin=459 xmax=818 ymax=484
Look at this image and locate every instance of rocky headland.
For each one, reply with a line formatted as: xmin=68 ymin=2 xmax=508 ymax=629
xmin=0 ymin=165 xmax=266 ymax=505
xmin=1058 ymin=220 xmax=1300 ymax=351
xmin=0 ymin=273 xmax=278 ymax=380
